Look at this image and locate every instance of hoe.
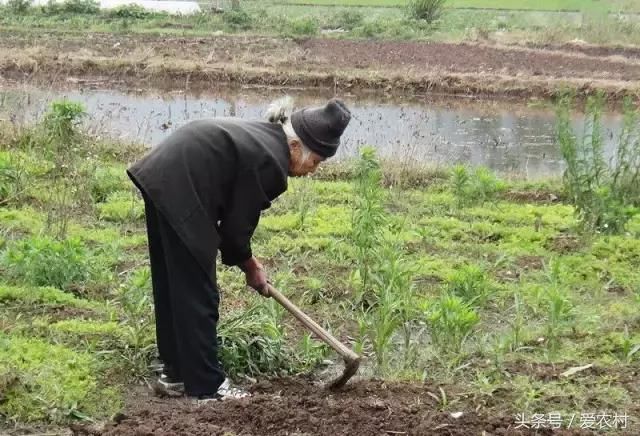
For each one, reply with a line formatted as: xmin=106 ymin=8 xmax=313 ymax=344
xmin=265 ymin=284 xmax=361 ymax=390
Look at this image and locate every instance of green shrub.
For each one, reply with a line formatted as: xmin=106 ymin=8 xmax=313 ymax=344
xmin=3 ymin=236 xmax=92 ymax=291
xmin=106 ymin=4 xmax=151 ymax=19
xmin=557 ymin=93 xmax=640 ymax=233
xmin=62 ymin=0 xmax=99 ymax=14
xmin=407 ymin=0 xmax=447 ymax=23
xmin=353 ymin=20 xmax=386 ymax=38
xmin=222 ymin=8 xmax=252 ymax=30
xmin=288 ymin=16 xmax=319 ymax=36
xmin=329 ymin=9 xmax=364 ymax=30
xmin=0 ymin=334 xmax=120 ymax=423
xmin=7 ymin=0 xmax=32 ymax=14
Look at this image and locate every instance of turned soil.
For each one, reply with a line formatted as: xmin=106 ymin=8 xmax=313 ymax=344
xmin=1 ymin=31 xmax=639 ymax=100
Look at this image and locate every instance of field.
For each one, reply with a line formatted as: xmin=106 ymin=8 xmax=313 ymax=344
xmin=1 ymin=95 xmax=640 ymax=434
xmin=1 ymin=0 xmax=640 ymax=434
xmin=280 ymin=0 xmax=640 ymax=12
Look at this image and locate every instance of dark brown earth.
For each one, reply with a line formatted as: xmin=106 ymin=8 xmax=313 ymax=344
xmin=85 ymin=378 xmax=602 ymax=436
xmin=1 ymin=30 xmax=639 ymax=101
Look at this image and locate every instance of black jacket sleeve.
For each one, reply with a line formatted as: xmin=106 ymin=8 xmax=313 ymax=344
xmin=217 ymin=166 xmax=272 ymax=267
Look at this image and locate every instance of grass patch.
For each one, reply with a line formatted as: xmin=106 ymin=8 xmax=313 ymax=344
xmin=0 ymin=334 xmax=121 ymax=423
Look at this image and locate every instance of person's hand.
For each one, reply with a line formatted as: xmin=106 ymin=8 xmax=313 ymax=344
xmin=241 ymin=257 xmax=270 ymax=296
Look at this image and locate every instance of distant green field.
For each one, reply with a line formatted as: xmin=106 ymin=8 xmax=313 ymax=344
xmin=281 ymin=0 xmax=639 ymax=12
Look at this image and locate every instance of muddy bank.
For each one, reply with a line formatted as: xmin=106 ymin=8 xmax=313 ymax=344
xmin=1 ymin=31 xmax=638 ymax=101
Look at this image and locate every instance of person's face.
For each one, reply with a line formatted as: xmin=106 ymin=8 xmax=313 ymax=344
xmin=288 ymin=139 xmax=324 ymax=177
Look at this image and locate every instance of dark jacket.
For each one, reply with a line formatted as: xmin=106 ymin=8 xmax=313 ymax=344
xmin=127 ymin=118 xmax=290 ymax=276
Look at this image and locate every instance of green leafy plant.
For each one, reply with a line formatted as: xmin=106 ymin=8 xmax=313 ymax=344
xmin=90 ymin=165 xmax=128 ymax=204
xmin=407 ymin=0 xmax=447 ymax=23
xmin=427 ymin=293 xmax=479 ymax=354
xmin=222 ymin=8 xmax=252 ymax=30
xmin=450 ymin=165 xmax=505 ymax=208
xmin=287 ymin=17 xmax=319 ymax=36
xmin=115 ymin=268 xmax=156 ymax=377
xmin=7 ymin=0 xmax=31 ymax=14
xmin=97 ymin=191 xmax=144 ymax=223
xmin=106 ymin=4 xmax=151 ymax=19
xmin=3 ymin=236 xmax=92 ymax=291
xmin=330 ymin=9 xmax=364 ymax=30
xmin=542 ymin=286 xmax=574 ymax=351
xmin=0 ymin=334 xmax=120 ymax=423
xmin=557 ymin=93 xmax=640 ymax=233
xmin=218 ymin=299 xmax=320 ymax=378
xmin=40 ymin=100 xmax=92 ymax=238
xmin=0 ymin=152 xmax=26 ymax=206
xmin=446 ymin=264 xmax=492 ymax=306
xmin=352 ymin=146 xmax=387 ymax=300
xmin=61 ymin=0 xmax=99 ymax=14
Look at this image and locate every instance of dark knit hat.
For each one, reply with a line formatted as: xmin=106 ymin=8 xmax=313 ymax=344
xmin=291 ymin=98 xmax=351 ymax=159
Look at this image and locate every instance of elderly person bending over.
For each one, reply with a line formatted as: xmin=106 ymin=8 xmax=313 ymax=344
xmin=127 ymin=97 xmax=351 ymax=402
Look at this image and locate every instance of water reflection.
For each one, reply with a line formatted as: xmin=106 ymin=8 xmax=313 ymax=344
xmin=0 ymin=85 xmax=624 ymax=179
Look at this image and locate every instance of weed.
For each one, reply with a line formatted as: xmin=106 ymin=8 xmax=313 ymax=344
xmin=0 ymin=151 xmax=26 ymax=206
xmin=542 ymin=286 xmax=574 ymax=351
xmin=0 ymin=285 xmax=96 ymax=309
xmin=446 ymin=264 xmax=491 ymax=306
xmin=97 ymin=190 xmax=144 ymax=223
xmin=329 ymin=9 xmax=364 ymax=30
xmin=218 ymin=299 xmax=315 ymax=378
xmin=114 ymin=268 xmax=156 ymax=377
xmin=7 ymin=0 xmax=31 ymax=14
xmin=90 ymin=165 xmax=128 ymax=204
xmin=427 ymin=293 xmax=479 ymax=355
xmin=106 ymin=4 xmax=151 ymax=19
xmin=352 ymin=147 xmax=386 ymax=299
xmin=407 ymin=0 xmax=446 ymax=23
xmin=2 ymin=236 xmax=93 ymax=291
xmin=287 ymin=16 xmax=319 ymax=36
xmin=450 ymin=165 xmax=505 ymax=208
xmin=0 ymin=334 xmax=121 ymax=423
xmin=557 ymin=93 xmax=640 ymax=233
xmin=41 ymin=100 xmax=93 ymax=238
xmin=222 ymin=8 xmax=252 ymax=30
xmin=61 ymin=0 xmax=100 ymax=14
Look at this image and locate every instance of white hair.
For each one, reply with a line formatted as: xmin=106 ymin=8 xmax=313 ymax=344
xmin=265 ymin=96 xmax=313 ymax=163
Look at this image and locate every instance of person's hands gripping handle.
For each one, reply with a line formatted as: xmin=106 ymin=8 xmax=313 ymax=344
xmin=241 ymin=256 xmax=270 ymax=296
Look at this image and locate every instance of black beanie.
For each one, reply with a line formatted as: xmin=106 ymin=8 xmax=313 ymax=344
xmin=290 ymin=98 xmax=351 ymax=159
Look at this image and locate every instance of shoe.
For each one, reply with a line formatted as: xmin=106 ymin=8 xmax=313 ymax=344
xmin=217 ymin=378 xmax=250 ymax=399
xmin=157 ymin=373 xmax=185 ymax=394
xmin=194 ymin=378 xmax=250 ymax=405
xmin=149 ymin=358 xmax=164 ymax=375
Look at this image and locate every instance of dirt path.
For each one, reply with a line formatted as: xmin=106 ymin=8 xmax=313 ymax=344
xmin=1 ymin=31 xmax=638 ymax=100
xmin=88 ymin=378 xmax=597 ymax=436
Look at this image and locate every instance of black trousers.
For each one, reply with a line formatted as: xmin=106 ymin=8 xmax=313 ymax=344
xmin=143 ymin=193 xmax=225 ymax=396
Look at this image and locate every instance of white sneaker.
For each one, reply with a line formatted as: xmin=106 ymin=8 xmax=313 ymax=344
xmin=157 ymin=373 xmax=185 ymax=393
xmin=194 ymin=378 xmax=250 ymax=405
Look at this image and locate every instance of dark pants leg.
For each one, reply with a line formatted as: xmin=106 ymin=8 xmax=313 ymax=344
xmin=144 ymin=194 xmax=181 ymax=379
xmin=143 ymin=195 xmax=226 ymax=396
